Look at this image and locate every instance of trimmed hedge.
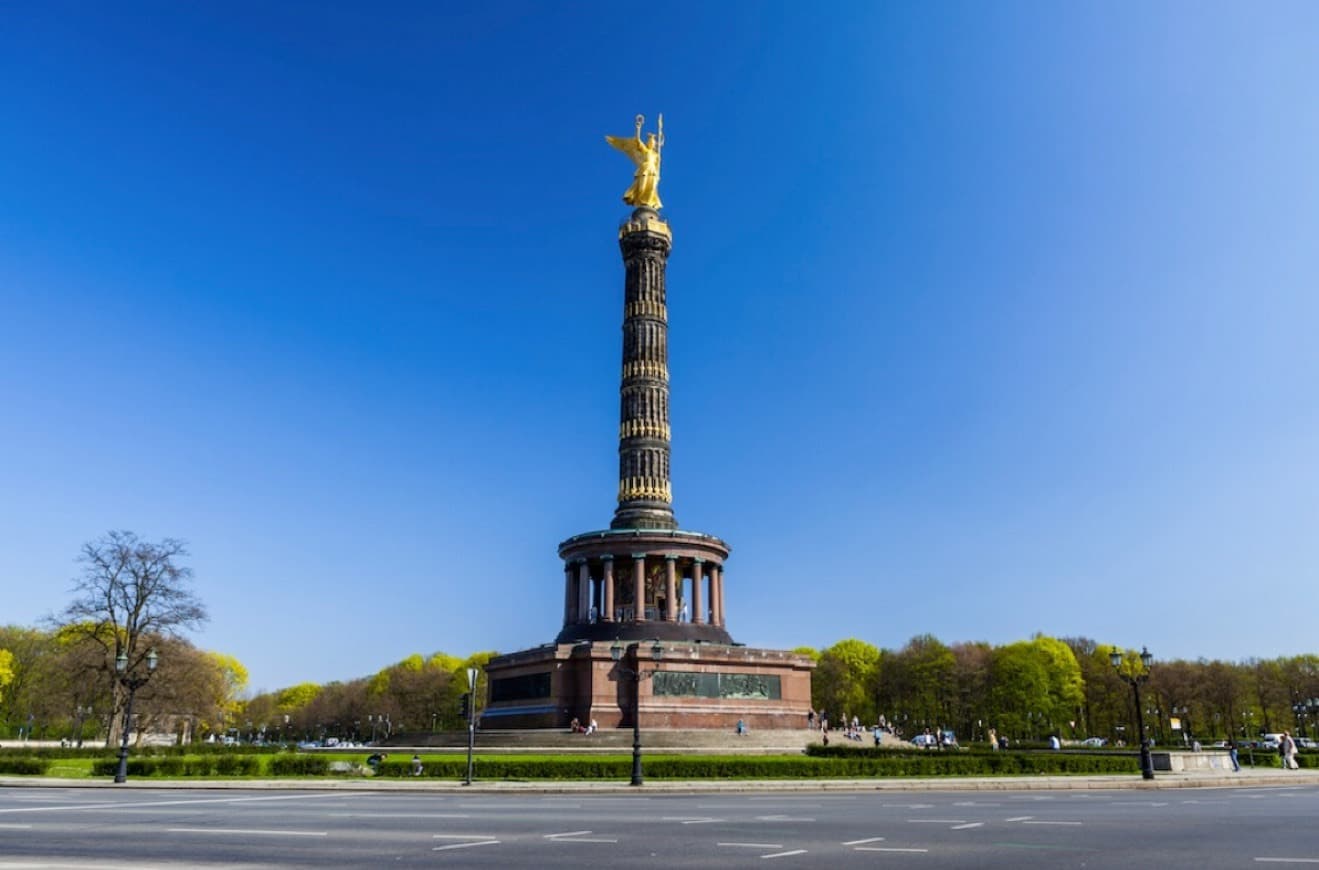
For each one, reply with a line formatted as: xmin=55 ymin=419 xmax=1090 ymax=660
xmin=90 ymin=755 xmax=263 ymax=777
xmin=268 ymin=754 xmax=331 ymax=776
xmin=374 ymin=751 xmax=1140 ymax=779
xmin=0 ymin=756 xmax=51 ymax=775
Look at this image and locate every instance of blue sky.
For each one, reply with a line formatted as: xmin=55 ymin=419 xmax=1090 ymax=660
xmin=2 ymin=2 xmax=1316 ymax=693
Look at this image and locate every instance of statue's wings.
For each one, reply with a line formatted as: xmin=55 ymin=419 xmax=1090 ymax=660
xmin=605 ymin=134 xmax=646 ymax=166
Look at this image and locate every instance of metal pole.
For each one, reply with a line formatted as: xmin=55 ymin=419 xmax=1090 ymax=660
xmin=1133 ymin=681 xmax=1154 ymax=780
xmin=631 ymin=669 xmax=643 ymax=786
xmin=114 ymin=689 xmax=135 ymax=784
xmin=465 ymin=667 xmax=478 ymax=786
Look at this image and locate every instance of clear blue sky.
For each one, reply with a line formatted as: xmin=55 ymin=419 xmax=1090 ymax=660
xmin=3 ymin=3 xmax=1316 ymax=693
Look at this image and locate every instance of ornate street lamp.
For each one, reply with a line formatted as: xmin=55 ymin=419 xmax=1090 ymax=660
xmin=1293 ymin=698 xmax=1319 ymax=739
xmin=114 ymin=647 xmax=159 ymax=784
xmin=610 ymin=639 xmax=665 ymax=786
xmin=1110 ymin=646 xmax=1155 ymax=780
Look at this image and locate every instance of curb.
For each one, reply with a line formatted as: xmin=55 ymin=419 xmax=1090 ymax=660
xmin=3 ymin=770 xmax=1317 ymax=794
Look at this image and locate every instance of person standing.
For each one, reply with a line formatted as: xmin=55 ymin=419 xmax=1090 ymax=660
xmin=987 ymin=727 xmax=998 ymax=751
xmin=1227 ymin=739 xmax=1240 ymax=772
xmin=1281 ymin=731 xmax=1299 ymax=770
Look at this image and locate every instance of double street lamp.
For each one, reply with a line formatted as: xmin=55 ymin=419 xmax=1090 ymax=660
xmin=610 ymin=639 xmax=664 ymax=787
xmin=1293 ymin=698 xmax=1319 ymax=739
xmin=1110 ymin=646 xmax=1155 ymax=780
xmin=114 ymin=648 xmax=159 ymax=784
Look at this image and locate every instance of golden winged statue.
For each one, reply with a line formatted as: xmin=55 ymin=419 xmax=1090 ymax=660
xmin=605 ymin=114 xmax=664 ymax=210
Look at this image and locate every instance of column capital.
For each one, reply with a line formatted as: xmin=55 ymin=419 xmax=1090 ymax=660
xmin=631 ymin=552 xmax=649 ymax=561
xmin=664 ymin=553 xmax=678 ymax=562
xmin=601 ymin=554 xmax=615 ymax=562
xmin=692 ymin=557 xmax=705 ymax=565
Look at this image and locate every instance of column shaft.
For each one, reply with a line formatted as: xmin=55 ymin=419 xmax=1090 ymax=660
xmin=577 ymin=562 xmax=591 ymax=623
xmin=603 ymin=557 xmax=615 ymax=622
xmin=665 ymin=557 xmax=677 ymax=622
xmin=563 ymin=564 xmax=575 ymax=625
xmin=692 ymin=560 xmax=705 ymax=625
xmin=633 ymin=554 xmax=647 ymax=621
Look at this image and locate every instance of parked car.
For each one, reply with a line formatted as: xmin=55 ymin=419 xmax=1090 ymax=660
xmin=1081 ymin=737 xmax=1107 ymax=748
xmin=911 ymin=734 xmax=938 ymax=748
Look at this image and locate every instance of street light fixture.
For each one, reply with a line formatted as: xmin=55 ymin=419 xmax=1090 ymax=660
xmin=610 ymin=639 xmax=665 ymax=787
xmin=1293 ymin=698 xmax=1319 ymax=739
xmin=1110 ymin=646 xmax=1155 ymax=780
xmin=113 ymin=647 xmax=159 ymax=784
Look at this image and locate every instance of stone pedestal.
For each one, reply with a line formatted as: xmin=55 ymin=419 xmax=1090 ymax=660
xmin=482 ymin=642 xmax=815 ymax=731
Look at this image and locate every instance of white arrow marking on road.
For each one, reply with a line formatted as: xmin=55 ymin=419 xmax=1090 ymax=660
xmin=433 ymin=840 xmax=499 ymax=851
xmin=843 ymin=837 xmax=884 ymax=845
xmin=951 ymin=822 xmax=984 ymax=829
xmin=1004 ymin=816 xmax=1033 ymax=822
xmin=761 ymin=850 xmax=807 ymax=859
xmin=0 ymin=824 xmax=33 ymax=829
xmin=663 ymin=817 xmax=725 ymax=824
xmin=545 ymin=830 xmax=618 ymax=843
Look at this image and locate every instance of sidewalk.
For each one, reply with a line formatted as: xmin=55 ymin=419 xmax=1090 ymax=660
xmin=3 ymin=765 xmax=1316 ymax=794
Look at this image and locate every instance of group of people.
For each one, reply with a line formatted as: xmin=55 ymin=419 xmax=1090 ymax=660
xmin=364 ymin=753 xmax=424 ymax=776
xmin=569 ymin=717 xmax=598 ymax=735
xmin=1279 ymin=731 xmax=1301 ymax=770
xmin=808 ymin=710 xmax=890 ymax=746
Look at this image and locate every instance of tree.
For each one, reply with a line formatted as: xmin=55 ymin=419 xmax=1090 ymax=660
xmin=53 ymin=531 xmax=208 ymax=743
xmin=814 ymin=638 xmax=881 ymax=725
xmin=0 ymin=649 xmax=13 ymax=701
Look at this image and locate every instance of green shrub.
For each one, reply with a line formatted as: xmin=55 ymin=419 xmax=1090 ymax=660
xmin=0 ymin=756 xmax=50 ymax=775
xmin=268 ymin=755 xmax=330 ymax=776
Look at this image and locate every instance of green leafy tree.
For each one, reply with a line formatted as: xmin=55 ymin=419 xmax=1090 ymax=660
xmin=814 ymin=638 xmax=881 ymax=725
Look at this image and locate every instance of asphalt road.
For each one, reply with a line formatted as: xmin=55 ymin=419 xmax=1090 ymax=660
xmin=1 ymin=785 xmax=1317 ymax=868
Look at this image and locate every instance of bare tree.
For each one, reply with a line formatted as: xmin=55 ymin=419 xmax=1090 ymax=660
xmin=52 ymin=531 xmax=208 ymax=744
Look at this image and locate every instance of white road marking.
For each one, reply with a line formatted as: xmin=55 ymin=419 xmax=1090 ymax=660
xmin=0 ymin=793 xmax=351 ymax=815
xmin=755 ymin=814 xmax=815 ymax=822
xmin=1004 ymin=816 xmax=1033 ymax=822
xmin=433 ymin=841 xmax=499 ymax=851
xmin=332 ymin=812 xmax=471 ymax=819
xmin=843 ymin=837 xmax=884 ymax=845
xmin=545 ymin=830 xmax=618 ymax=843
xmin=883 ymin=803 xmax=933 ymax=808
xmin=951 ymin=822 xmax=984 ymax=830
xmin=1255 ymin=860 xmax=1319 ymax=865
xmin=662 ymin=816 xmax=725 ymax=824
xmin=856 ymin=847 xmax=929 ymax=853
xmin=167 ymin=827 xmax=327 ymax=837
xmin=433 ymin=835 xmax=500 ymax=840
xmin=909 ymin=819 xmax=967 ymax=824
xmin=719 ymin=842 xmax=784 ymax=849
xmin=1023 ymin=820 xmax=1083 ymax=826
xmin=0 ymin=823 xmax=33 ymax=829
xmin=954 ymin=801 xmax=1001 ymax=806
xmin=761 ymin=850 xmax=807 ymax=859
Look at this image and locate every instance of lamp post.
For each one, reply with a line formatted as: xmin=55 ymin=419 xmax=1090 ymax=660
xmin=610 ymin=639 xmax=664 ymax=787
xmin=114 ymin=647 xmax=159 ymax=784
xmin=1110 ymin=646 xmax=1155 ymax=780
xmin=1293 ymin=698 xmax=1319 ymax=739
xmin=72 ymin=704 xmax=92 ymax=749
